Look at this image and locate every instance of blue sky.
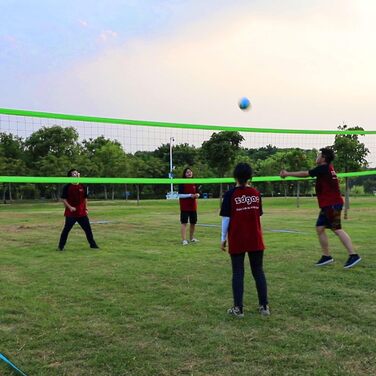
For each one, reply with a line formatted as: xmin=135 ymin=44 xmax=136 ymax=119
xmin=1 ymin=0 xmax=376 ymax=131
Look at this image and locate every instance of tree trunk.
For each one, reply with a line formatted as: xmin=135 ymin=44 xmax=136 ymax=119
xmin=219 ymin=183 xmax=223 ymax=208
xmin=104 ymin=185 xmax=108 ymax=200
xmin=3 ymin=184 xmax=6 ymax=204
xmin=296 ymin=181 xmax=300 ymax=208
xmin=344 ymin=177 xmax=350 ymax=219
xmin=136 ymin=184 xmax=140 ymax=206
xmin=125 ymin=184 xmax=128 ymax=201
xmin=111 ymin=185 xmax=115 ymax=200
xmin=56 ymin=184 xmax=61 ymax=201
xmin=8 ymin=183 xmax=12 ymax=202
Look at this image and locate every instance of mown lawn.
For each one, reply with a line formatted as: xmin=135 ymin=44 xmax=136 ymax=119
xmin=1 ymin=197 xmax=375 ymax=375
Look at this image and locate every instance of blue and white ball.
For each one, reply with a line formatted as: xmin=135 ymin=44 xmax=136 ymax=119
xmin=238 ymin=97 xmax=251 ymax=111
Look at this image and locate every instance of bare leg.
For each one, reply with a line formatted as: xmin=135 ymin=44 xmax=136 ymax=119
xmin=181 ymin=223 xmax=187 ymax=241
xmin=333 ymin=229 xmax=355 ymax=255
xmin=189 ymin=224 xmax=196 ymax=240
xmin=316 ymin=226 xmax=330 ymax=256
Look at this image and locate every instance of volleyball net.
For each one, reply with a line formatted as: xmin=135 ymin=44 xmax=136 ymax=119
xmin=0 ymin=107 xmax=375 ymax=195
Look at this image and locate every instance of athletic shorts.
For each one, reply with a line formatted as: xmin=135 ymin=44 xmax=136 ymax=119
xmin=316 ymin=204 xmax=342 ymax=230
xmin=180 ymin=211 xmax=197 ymax=224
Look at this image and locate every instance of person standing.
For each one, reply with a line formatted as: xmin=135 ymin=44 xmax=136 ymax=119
xmin=280 ymin=147 xmax=361 ymax=269
xmin=178 ymin=167 xmax=200 ymax=245
xmin=220 ymin=163 xmax=269 ymax=317
xmin=57 ymin=169 xmax=99 ymax=251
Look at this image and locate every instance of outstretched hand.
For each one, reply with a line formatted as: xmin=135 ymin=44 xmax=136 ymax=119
xmin=280 ymin=169 xmax=288 ymax=178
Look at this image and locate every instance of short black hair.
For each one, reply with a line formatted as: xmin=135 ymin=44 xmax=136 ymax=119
xmin=233 ymin=163 xmax=253 ymax=185
xmin=320 ymin=148 xmax=335 ymax=163
xmin=182 ymin=167 xmax=192 ymax=178
xmin=67 ymin=169 xmax=78 ymax=177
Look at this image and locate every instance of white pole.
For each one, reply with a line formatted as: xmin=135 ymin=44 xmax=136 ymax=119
xmin=169 ymin=137 xmax=174 ymax=196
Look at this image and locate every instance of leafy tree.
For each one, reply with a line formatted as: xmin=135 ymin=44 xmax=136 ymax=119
xmin=154 ymin=143 xmax=198 ymax=168
xmin=332 ymin=125 xmax=369 ymax=217
xmin=0 ymin=133 xmax=27 ymax=202
xmin=25 ymin=126 xmax=79 ymax=162
xmin=129 ymin=154 xmax=166 ymax=203
xmin=201 ymin=131 xmax=244 ymax=202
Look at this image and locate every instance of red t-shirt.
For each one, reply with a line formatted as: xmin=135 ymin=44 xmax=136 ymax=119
xmin=309 ymin=164 xmax=344 ymax=208
xmin=179 ymin=184 xmax=198 ymax=212
xmin=220 ymin=186 xmax=265 ymax=254
xmin=61 ymin=184 xmax=88 ymax=217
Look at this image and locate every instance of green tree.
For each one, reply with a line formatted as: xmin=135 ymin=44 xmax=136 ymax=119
xmin=0 ymin=133 xmax=28 ymax=202
xmin=24 ymin=126 xmax=80 ymax=199
xmin=332 ymin=125 xmax=369 ymax=218
xmin=154 ymin=143 xmax=198 ymax=168
xmin=201 ymin=131 xmax=244 ymax=202
xmin=25 ymin=126 xmax=79 ymax=162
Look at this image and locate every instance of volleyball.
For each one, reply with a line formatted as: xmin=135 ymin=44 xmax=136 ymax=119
xmin=238 ymin=97 xmax=251 ymax=111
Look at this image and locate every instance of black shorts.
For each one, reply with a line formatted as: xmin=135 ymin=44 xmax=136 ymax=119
xmin=316 ymin=204 xmax=342 ymax=230
xmin=180 ymin=211 xmax=197 ymax=224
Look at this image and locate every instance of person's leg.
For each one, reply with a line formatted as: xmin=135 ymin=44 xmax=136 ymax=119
xmin=230 ymin=253 xmax=245 ymax=310
xmin=77 ymin=216 xmax=98 ymax=248
xmin=316 ymin=226 xmax=330 ymax=256
xmin=334 ymin=227 xmax=361 ymax=268
xmin=58 ymin=217 xmax=76 ymax=250
xmin=333 ymin=229 xmax=355 ymax=255
xmin=189 ymin=224 xmax=196 ymax=240
xmin=181 ymin=224 xmax=187 ymax=241
xmin=189 ymin=211 xmax=198 ymax=241
xmin=180 ymin=211 xmax=188 ymax=244
xmin=248 ymin=251 xmax=268 ymax=307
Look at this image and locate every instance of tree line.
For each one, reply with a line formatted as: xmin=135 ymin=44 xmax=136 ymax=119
xmin=0 ymin=124 xmax=374 ymax=203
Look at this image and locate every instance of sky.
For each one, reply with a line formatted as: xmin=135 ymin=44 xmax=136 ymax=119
xmin=1 ymin=0 xmax=376 ymax=131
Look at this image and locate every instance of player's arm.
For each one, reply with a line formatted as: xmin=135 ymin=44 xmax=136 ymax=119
xmin=62 ymin=199 xmax=76 ymax=212
xmin=84 ymin=186 xmax=89 ymax=214
xmin=61 ymin=185 xmax=76 ymax=212
xmin=178 ymin=184 xmax=195 ymax=199
xmin=220 ymin=190 xmax=232 ymax=251
xmin=221 ymin=216 xmax=230 ymax=251
xmin=280 ymin=170 xmax=310 ymax=178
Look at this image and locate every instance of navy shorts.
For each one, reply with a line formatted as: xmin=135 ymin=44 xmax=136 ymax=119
xmin=316 ymin=204 xmax=343 ymax=230
xmin=180 ymin=211 xmax=197 ymax=224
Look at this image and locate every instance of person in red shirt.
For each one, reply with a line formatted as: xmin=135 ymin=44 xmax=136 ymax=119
xmin=178 ymin=168 xmax=200 ymax=245
xmin=57 ymin=169 xmax=99 ymax=251
xmin=280 ymin=148 xmax=361 ymax=269
xmin=220 ymin=163 xmax=269 ymax=317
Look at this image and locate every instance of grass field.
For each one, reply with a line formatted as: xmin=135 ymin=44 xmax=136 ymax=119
xmin=1 ymin=197 xmax=376 ymax=376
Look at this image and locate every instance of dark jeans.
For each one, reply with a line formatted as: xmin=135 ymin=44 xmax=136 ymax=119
xmin=58 ymin=216 xmax=96 ymax=249
xmin=230 ymin=251 xmax=268 ymax=308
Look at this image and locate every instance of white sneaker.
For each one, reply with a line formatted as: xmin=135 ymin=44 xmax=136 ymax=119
xmin=182 ymin=240 xmax=189 ymax=246
xmin=259 ymin=305 xmax=271 ymax=316
xmin=190 ymin=238 xmax=199 ymax=243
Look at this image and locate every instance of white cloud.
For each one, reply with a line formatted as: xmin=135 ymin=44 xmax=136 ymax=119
xmin=98 ymin=30 xmax=118 ymax=43
xmin=21 ymin=0 xmax=376 ymax=133
xmin=78 ymin=19 xmax=88 ymax=28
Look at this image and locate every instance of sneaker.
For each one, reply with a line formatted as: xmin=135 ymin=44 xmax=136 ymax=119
xmin=344 ymin=254 xmax=362 ymax=269
xmin=56 ymin=246 xmax=64 ymax=251
xmin=190 ymin=238 xmax=199 ymax=243
xmin=259 ymin=305 xmax=270 ymax=316
xmin=315 ymin=255 xmax=334 ymax=266
xmin=182 ymin=240 xmax=189 ymax=246
xmin=227 ymin=306 xmax=244 ymax=318
xmin=90 ymin=244 xmax=100 ymax=249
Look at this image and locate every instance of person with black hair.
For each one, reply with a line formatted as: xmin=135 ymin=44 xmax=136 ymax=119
xmin=178 ymin=167 xmax=200 ymax=245
xmin=57 ymin=169 xmax=99 ymax=251
xmin=220 ymin=162 xmax=269 ymax=317
xmin=280 ymin=148 xmax=361 ymax=269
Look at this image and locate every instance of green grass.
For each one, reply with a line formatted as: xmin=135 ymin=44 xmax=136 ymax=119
xmin=1 ymin=197 xmax=376 ymax=376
